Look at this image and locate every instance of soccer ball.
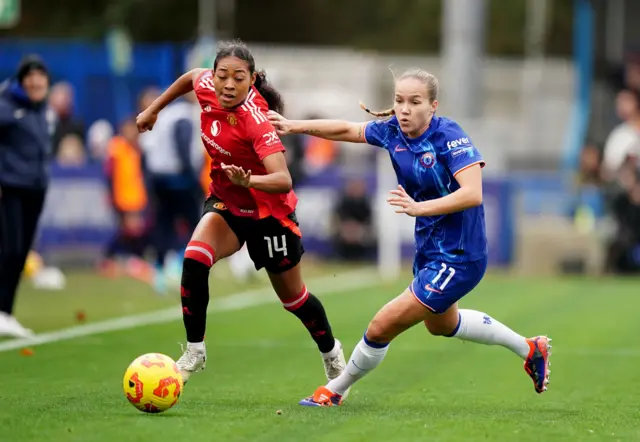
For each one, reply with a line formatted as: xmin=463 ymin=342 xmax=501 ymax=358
xmin=123 ymin=353 xmax=184 ymax=413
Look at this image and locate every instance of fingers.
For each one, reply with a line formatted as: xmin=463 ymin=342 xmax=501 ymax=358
xmin=221 ymin=163 xmax=238 ymax=177
xmin=389 ymin=185 xmax=407 ymax=197
xmin=387 ymin=197 xmax=408 ymax=213
xmin=136 ymin=122 xmax=153 ymax=133
xmin=387 ymin=197 xmax=411 ymax=215
xmin=387 ymin=196 xmax=407 ymax=207
xmin=267 ymin=111 xmax=289 ymax=135
xmin=221 ymin=163 xmax=250 ymax=185
xmin=221 ymin=163 xmax=244 ymax=173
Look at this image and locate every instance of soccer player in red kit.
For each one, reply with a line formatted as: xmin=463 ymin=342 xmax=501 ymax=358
xmin=136 ymin=40 xmax=347 ymax=387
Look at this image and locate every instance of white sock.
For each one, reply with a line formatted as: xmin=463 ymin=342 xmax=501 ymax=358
xmin=326 ymin=338 xmax=389 ymax=395
xmin=449 ymin=309 xmax=530 ymax=359
xmin=321 ymin=339 xmax=341 ymax=359
xmin=187 ymin=341 xmax=206 ymax=352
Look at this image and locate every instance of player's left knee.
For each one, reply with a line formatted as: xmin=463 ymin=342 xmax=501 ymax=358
xmin=366 ymin=317 xmax=393 ymax=343
xmin=423 ymin=320 xmax=454 ymax=337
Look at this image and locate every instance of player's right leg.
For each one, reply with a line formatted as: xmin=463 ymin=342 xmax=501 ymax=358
xmin=416 ymin=259 xmax=551 ymax=394
xmin=247 ymin=214 xmax=347 ymax=387
xmin=176 ymin=199 xmax=242 ymax=383
xmin=423 ymin=305 xmax=552 ymax=393
xmin=300 ymin=288 xmax=431 ymax=407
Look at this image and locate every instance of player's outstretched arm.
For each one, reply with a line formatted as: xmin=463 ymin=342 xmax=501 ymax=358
xmin=154 ymin=68 xmax=204 ymax=113
xmin=267 ymin=111 xmax=367 ymax=143
xmin=137 ymin=69 xmax=205 ymax=132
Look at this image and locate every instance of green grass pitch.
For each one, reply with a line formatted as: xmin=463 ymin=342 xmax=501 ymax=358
xmin=2 ymin=267 xmax=640 ymax=441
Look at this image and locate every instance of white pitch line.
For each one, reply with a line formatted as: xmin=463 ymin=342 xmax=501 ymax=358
xmin=0 ymin=268 xmax=381 ymax=353
xmin=209 ymin=340 xmax=640 ymax=358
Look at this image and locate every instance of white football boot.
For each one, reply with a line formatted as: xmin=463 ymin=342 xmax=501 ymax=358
xmin=0 ymin=312 xmax=35 ymax=339
xmin=322 ymin=339 xmax=350 ymax=398
xmin=176 ymin=343 xmax=207 ymax=384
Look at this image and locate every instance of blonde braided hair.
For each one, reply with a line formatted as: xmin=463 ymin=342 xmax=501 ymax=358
xmin=360 ymin=68 xmax=439 ymax=118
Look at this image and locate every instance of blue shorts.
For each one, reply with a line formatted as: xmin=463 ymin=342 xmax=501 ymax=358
xmin=409 ymin=257 xmax=487 ymax=314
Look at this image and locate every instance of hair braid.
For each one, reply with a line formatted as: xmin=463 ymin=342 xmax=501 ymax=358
xmin=359 ymin=101 xmax=395 ymax=118
xmin=360 ymin=68 xmax=439 ymax=119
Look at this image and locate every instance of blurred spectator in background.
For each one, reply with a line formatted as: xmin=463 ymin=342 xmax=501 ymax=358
xmin=623 ymin=54 xmax=640 ymax=91
xmin=332 ymin=177 xmax=374 ymax=261
xmin=0 ymin=55 xmax=51 ymax=338
xmin=56 ymin=133 xmax=87 ymax=167
xmin=101 ymin=118 xmax=151 ymax=280
xmin=602 ymin=89 xmax=640 ymax=178
xmin=568 ymin=143 xmax=606 ymax=232
xmin=281 ymin=131 xmax=306 ymax=187
xmin=48 ymin=81 xmax=85 ymax=158
xmin=139 ymin=89 xmax=203 ymax=293
xmin=302 ymin=113 xmax=338 ymax=177
xmin=605 ymin=164 xmax=640 ymax=274
xmin=86 ymin=119 xmax=115 ymax=162
xmin=200 ymin=148 xmax=213 ymax=194
xmin=139 ymin=87 xmax=161 ymax=113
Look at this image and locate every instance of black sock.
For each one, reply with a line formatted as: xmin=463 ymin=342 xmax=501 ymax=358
xmin=180 ymin=257 xmax=211 ymax=343
xmin=285 ymin=291 xmax=336 ymax=353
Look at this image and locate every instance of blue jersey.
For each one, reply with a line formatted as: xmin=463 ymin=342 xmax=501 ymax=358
xmin=365 ymin=115 xmax=487 ymax=265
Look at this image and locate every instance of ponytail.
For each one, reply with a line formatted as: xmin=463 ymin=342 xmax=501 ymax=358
xmin=359 ymin=101 xmax=394 ymax=118
xmin=254 ymin=70 xmax=284 ymax=114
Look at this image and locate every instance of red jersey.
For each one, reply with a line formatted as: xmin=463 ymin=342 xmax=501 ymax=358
xmin=194 ymin=70 xmax=298 ymax=221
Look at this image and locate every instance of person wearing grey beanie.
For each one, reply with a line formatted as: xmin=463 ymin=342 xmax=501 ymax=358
xmin=0 ymin=54 xmax=52 ymax=338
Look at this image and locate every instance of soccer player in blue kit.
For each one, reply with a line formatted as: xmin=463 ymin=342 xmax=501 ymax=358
xmin=268 ymin=68 xmax=551 ymax=407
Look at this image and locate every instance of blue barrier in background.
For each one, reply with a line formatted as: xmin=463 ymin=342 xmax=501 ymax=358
xmin=37 ymin=163 xmax=116 ymax=264
xmin=0 ymin=39 xmax=188 ymax=126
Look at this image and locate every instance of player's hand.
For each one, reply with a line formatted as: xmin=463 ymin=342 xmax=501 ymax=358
xmin=387 ymin=185 xmax=422 ymax=217
xmin=136 ymin=108 xmax=158 ymax=133
xmin=221 ymin=163 xmax=252 ymax=188
xmin=267 ymin=111 xmax=292 ymax=136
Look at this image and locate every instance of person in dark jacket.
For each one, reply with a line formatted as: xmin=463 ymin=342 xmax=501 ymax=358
xmin=138 ymin=92 xmax=203 ymax=294
xmin=0 ymin=55 xmax=51 ymax=338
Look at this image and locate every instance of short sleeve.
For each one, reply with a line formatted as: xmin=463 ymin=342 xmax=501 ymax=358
xmin=193 ymin=70 xmax=214 ymax=109
xmin=439 ymin=122 xmax=485 ymax=176
xmin=252 ymin=121 xmax=286 ymax=161
xmin=364 ymin=119 xmax=390 ymax=148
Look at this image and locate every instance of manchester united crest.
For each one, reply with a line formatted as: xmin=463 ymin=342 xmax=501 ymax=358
xmin=227 ymin=114 xmax=237 ymax=126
